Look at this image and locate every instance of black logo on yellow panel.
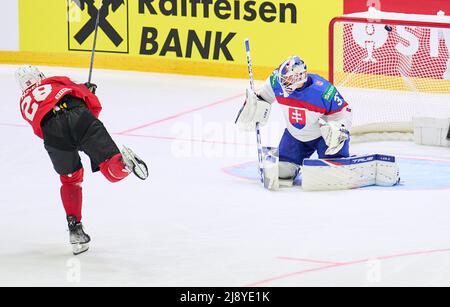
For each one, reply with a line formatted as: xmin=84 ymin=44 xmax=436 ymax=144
xmin=68 ymin=0 xmax=129 ymax=53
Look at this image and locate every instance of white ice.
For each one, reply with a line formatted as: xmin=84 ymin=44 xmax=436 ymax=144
xmin=0 ymin=65 xmax=450 ymax=287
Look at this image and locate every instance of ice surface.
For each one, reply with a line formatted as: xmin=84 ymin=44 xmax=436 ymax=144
xmin=0 ymin=65 xmax=449 ymax=286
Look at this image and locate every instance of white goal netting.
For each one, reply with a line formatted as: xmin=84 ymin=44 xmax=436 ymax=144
xmin=330 ymin=8 xmax=450 ymax=138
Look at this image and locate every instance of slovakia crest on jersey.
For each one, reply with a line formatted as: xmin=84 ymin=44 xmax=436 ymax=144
xmin=288 ymin=108 xmax=306 ymax=129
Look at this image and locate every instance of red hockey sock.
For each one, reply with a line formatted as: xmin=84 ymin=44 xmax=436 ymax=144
xmin=99 ymin=153 xmax=130 ymax=183
xmin=60 ymin=168 xmax=84 ymax=222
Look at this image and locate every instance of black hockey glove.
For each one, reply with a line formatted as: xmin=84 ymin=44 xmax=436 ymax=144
xmin=85 ymin=82 xmax=97 ymax=94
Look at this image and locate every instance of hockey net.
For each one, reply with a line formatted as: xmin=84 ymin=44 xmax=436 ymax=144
xmin=330 ymin=9 xmax=450 ymax=140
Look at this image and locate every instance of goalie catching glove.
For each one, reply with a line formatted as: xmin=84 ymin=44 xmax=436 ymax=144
xmin=236 ymin=87 xmax=271 ymax=131
xmin=319 ymin=118 xmax=350 ymax=155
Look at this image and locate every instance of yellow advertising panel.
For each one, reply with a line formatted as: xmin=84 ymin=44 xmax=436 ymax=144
xmin=68 ymin=0 xmax=129 ymax=54
xmin=14 ymin=0 xmax=344 ymax=79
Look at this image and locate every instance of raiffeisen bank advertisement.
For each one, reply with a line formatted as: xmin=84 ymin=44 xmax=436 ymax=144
xmin=9 ymin=0 xmax=342 ymax=78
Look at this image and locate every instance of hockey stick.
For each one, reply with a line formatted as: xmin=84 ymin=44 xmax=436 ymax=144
xmin=244 ymin=38 xmax=265 ymax=186
xmin=88 ymin=0 xmax=103 ymax=83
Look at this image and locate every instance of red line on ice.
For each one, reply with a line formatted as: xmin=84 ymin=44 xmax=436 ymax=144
xmin=116 ymin=133 xmax=254 ymax=147
xmin=276 ymin=256 xmax=345 ymax=265
xmin=246 ymin=247 xmax=450 ymax=286
xmin=0 ymin=123 xmax=28 ymax=128
xmin=117 ymin=93 xmax=244 ymax=135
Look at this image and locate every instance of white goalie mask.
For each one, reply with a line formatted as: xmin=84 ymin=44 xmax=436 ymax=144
xmin=15 ymin=65 xmax=45 ymax=92
xmin=277 ymin=56 xmax=308 ymax=97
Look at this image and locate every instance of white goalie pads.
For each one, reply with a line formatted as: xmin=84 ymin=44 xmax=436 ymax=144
xmin=262 ymin=147 xmax=279 ymax=190
xmin=261 ymin=147 xmax=302 ymax=190
xmin=301 ymin=155 xmax=400 ymax=191
xmin=236 ymin=87 xmax=272 ymax=131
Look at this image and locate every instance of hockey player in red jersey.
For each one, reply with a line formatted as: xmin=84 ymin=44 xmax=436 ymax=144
xmin=16 ymin=65 xmax=149 ymax=255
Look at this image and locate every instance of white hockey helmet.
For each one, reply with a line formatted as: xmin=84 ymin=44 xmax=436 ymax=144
xmin=15 ymin=65 xmax=45 ymax=92
xmin=277 ymin=56 xmax=308 ymax=96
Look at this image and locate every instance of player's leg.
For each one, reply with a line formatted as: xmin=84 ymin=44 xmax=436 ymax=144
xmin=60 ymin=168 xmax=91 ymax=254
xmin=42 ymin=112 xmax=90 ymax=255
xmin=71 ymin=106 xmax=148 ymax=182
xmin=42 ymin=111 xmax=85 ymax=220
xmin=65 ymin=105 xmax=127 ymax=182
xmin=99 ymin=153 xmax=129 ymax=183
xmin=44 ymin=144 xmax=85 ymax=220
xmin=60 ymin=168 xmax=84 ymax=222
xmin=43 ymin=144 xmax=90 ymax=254
xmin=60 ymin=171 xmax=91 ymax=252
xmin=278 ymin=129 xmax=316 ymax=180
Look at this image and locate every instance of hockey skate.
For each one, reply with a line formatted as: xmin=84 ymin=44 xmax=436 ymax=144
xmin=67 ymin=215 xmax=91 ymax=256
xmin=121 ymin=146 xmax=149 ymax=180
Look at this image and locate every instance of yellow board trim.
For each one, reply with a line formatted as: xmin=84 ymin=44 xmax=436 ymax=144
xmin=0 ymin=51 xmax=328 ymax=81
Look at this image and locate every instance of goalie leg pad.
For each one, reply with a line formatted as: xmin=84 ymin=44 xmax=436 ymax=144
xmin=262 ymin=147 xmax=279 ymax=190
xmin=279 ymin=162 xmax=300 ymax=180
xmin=302 ymin=155 xmax=400 ymax=191
xmin=376 ymin=159 xmax=400 ymax=186
xmin=279 ymin=161 xmax=301 ymax=187
xmin=262 ymin=147 xmax=300 ymax=189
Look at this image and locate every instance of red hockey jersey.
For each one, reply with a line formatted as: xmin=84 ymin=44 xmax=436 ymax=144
xmin=18 ymin=76 xmax=102 ymax=138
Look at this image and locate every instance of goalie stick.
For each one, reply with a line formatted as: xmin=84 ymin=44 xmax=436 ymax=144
xmin=241 ymin=39 xmax=265 ymax=186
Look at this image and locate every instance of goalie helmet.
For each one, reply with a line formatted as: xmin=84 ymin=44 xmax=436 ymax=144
xmin=277 ymin=56 xmax=308 ymax=97
xmin=15 ymin=65 xmax=45 ymax=92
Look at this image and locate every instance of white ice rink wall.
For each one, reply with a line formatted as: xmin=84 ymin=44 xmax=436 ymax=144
xmin=0 ymin=0 xmax=19 ymax=51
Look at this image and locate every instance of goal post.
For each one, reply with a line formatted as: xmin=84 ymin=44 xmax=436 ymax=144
xmin=329 ymin=9 xmax=450 ymax=138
